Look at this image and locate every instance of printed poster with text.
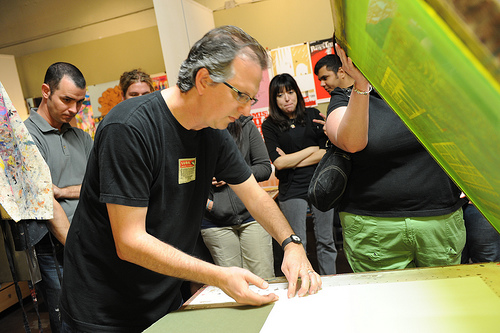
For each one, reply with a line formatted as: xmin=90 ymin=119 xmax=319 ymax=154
xmin=309 ymin=38 xmax=335 ymax=104
xmin=250 ymin=68 xmax=271 ymax=138
xmin=270 ymin=43 xmax=317 ymax=107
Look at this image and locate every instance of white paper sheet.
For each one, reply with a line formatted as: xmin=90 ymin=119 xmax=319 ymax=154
xmin=260 ymin=276 xmax=500 ymax=333
xmin=188 ymin=282 xmax=290 ymax=306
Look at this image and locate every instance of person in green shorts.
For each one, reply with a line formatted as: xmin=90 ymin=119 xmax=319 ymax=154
xmin=321 ymin=45 xmax=466 ymax=272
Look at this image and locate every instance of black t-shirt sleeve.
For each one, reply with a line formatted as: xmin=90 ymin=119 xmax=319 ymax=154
xmin=98 ymin=123 xmax=152 ymax=207
xmin=327 ymin=88 xmax=350 ymax=117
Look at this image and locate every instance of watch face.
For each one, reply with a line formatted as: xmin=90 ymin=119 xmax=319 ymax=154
xmin=291 ymin=234 xmax=301 ymax=243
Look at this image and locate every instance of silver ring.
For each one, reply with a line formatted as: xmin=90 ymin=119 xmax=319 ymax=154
xmin=307 ymin=270 xmax=314 ymax=274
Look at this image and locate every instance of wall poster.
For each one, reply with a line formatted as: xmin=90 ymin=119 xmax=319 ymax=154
xmin=309 ymin=38 xmax=335 ymax=104
xmin=269 ymin=43 xmax=317 ymax=107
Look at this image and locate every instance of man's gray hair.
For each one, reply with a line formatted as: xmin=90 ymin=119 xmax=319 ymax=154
xmin=177 ymin=25 xmax=268 ymax=92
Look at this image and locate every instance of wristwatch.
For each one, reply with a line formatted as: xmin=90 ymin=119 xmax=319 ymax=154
xmin=281 ymin=234 xmax=302 ymax=250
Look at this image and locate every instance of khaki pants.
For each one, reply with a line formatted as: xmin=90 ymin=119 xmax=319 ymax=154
xmin=201 ymin=220 xmax=275 ymax=279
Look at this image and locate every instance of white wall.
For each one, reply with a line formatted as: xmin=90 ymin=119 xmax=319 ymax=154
xmin=0 ymin=55 xmax=28 ymax=119
xmin=153 ymin=0 xmax=215 ymax=86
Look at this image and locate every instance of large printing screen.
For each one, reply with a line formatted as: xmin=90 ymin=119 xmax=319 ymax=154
xmin=333 ymin=0 xmax=500 ymax=230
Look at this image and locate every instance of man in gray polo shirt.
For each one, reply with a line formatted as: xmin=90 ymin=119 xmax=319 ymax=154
xmin=24 ymin=62 xmax=93 ymax=333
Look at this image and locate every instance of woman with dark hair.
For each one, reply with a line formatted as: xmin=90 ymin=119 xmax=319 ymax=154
xmin=262 ymin=73 xmax=337 ymax=275
xmin=201 ymin=115 xmax=275 ymax=278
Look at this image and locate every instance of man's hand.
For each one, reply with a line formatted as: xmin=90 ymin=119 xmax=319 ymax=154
xmin=335 ymin=43 xmax=370 ymax=88
xmin=211 ymin=176 xmax=226 ymax=187
xmin=217 ymin=267 xmax=278 ymax=306
xmin=312 ymin=113 xmax=327 ymax=136
xmin=230 ymin=177 xmax=323 ymax=299
xmin=281 ymin=243 xmax=322 ymax=298
xmin=53 ymin=184 xmax=62 ymax=199
xmin=460 ymin=192 xmax=472 ymax=204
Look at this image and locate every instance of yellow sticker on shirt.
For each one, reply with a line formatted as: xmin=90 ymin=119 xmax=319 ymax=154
xmin=179 ymin=158 xmax=196 ymax=184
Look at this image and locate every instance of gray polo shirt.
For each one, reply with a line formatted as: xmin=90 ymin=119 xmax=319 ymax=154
xmin=24 ymin=108 xmax=93 ymax=222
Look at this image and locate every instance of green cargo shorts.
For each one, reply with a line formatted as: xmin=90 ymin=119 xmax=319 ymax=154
xmin=340 ymin=208 xmax=465 ymax=272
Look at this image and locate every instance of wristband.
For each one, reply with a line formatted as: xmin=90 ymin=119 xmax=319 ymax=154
xmin=206 ymin=199 xmax=212 ymax=210
xmin=352 ymin=85 xmax=372 ymax=95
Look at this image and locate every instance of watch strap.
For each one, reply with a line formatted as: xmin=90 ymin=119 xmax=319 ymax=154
xmin=281 ymin=234 xmax=301 ymax=250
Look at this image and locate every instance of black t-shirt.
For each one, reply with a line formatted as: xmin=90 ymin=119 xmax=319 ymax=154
xmin=327 ymin=87 xmax=464 ymax=217
xmin=61 ymin=91 xmax=251 ymax=332
xmin=262 ymin=108 xmax=327 ymax=201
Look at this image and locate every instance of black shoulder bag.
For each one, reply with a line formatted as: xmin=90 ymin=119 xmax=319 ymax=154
xmin=308 ymin=145 xmax=351 ymax=212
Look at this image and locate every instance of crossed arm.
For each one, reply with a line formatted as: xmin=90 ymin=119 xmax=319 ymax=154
xmin=273 ymin=146 xmax=325 ymax=170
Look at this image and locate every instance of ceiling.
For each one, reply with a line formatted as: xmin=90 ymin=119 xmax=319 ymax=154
xmin=0 ymin=0 xmax=250 ymax=57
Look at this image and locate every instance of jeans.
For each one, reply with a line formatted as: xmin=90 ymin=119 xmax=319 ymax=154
xmin=279 ymin=198 xmax=337 ymax=275
xmin=35 ymin=235 xmax=64 ymax=333
xmin=461 ymin=203 xmax=500 ymax=263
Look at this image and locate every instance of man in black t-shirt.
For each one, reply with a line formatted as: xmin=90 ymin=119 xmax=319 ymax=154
xmin=60 ymin=26 xmax=320 ymax=332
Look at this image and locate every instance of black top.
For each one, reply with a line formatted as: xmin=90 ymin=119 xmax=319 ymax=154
xmin=262 ymin=108 xmax=328 ymax=201
xmin=61 ymin=91 xmax=251 ymax=332
xmin=327 ymin=87 xmax=465 ymax=217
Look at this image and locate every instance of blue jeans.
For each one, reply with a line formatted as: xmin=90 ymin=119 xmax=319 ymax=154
xmin=461 ymin=203 xmax=500 ymax=263
xmin=279 ymin=198 xmax=337 ymax=275
xmin=35 ymin=235 xmax=64 ymax=333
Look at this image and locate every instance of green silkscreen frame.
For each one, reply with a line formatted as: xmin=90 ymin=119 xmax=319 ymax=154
xmin=333 ymin=0 xmax=500 ymax=231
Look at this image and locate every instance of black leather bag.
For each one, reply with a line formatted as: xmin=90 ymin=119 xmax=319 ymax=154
xmin=308 ymin=146 xmax=351 ymax=212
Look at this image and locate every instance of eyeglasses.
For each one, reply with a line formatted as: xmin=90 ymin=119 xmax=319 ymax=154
xmin=223 ymin=82 xmax=258 ymax=106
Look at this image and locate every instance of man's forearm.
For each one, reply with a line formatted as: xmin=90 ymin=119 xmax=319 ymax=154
xmin=131 ymin=235 xmax=224 ymax=283
xmin=106 ymin=200 xmax=278 ymax=306
xmin=108 ymin=203 xmax=230 ymax=286
xmin=231 ymin=177 xmax=293 ymax=245
xmin=47 ymin=198 xmax=70 ymax=245
xmin=116 ymin=230 xmax=278 ymax=305
xmin=53 ymin=184 xmax=81 ymax=200
xmin=230 ymin=177 xmax=320 ymax=297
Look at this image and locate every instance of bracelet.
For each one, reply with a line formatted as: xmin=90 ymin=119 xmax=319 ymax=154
xmin=206 ymin=199 xmax=212 ymax=210
xmin=352 ymin=85 xmax=372 ymax=95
